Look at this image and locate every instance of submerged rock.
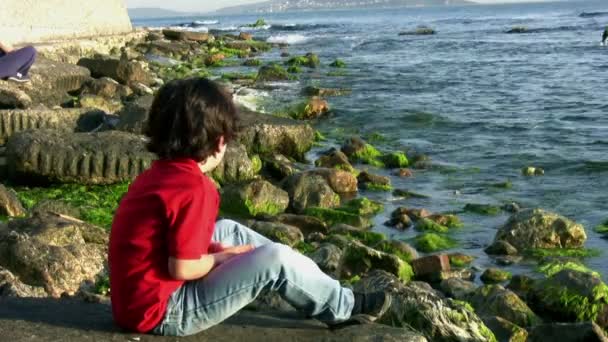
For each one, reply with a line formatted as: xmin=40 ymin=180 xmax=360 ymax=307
xmin=493 ymin=209 xmax=587 ymax=251
xmin=221 ymin=179 xmax=289 ymax=218
xmin=6 ymin=129 xmax=155 ymax=185
xmin=354 ymin=270 xmax=497 ymax=342
xmin=470 ymin=285 xmax=540 ymax=327
xmin=0 ymin=212 xmax=107 ymax=297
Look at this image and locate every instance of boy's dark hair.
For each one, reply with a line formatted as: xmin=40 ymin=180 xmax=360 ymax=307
xmin=145 ymin=78 xmax=239 ymax=161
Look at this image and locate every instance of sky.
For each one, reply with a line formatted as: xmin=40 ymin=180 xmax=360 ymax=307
xmin=125 ymin=0 xmax=544 ymax=12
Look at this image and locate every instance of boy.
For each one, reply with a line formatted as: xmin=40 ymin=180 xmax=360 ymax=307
xmin=108 ymin=78 xmax=391 ymax=336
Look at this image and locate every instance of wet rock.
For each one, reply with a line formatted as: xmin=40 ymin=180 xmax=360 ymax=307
xmin=273 ymin=214 xmax=328 ymax=236
xmin=506 ymin=26 xmax=529 ymax=34
xmin=286 ymin=53 xmax=320 ymax=68
xmin=396 ymin=168 xmax=414 ymax=177
xmin=428 ymin=268 xmax=475 ymax=284
xmin=0 ymin=81 xmax=32 ymax=109
xmin=296 ymin=168 xmax=357 ymax=194
xmin=250 ymin=221 xmax=303 ymax=247
xmin=0 ymin=185 xmax=26 ymax=217
xmin=527 ymin=322 xmax=608 ymax=342
xmin=531 ymin=270 xmax=608 ymax=328
xmin=482 ymin=316 xmax=528 ymax=342
xmin=485 ymin=240 xmax=519 ymax=256
xmin=6 ymin=129 xmax=155 ymax=185
xmin=470 ymin=285 xmax=539 ymax=327
xmin=262 ymin=154 xmax=297 ymax=179
xmin=340 ymin=137 xmax=384 ymax=167
xmin=381 ymin=152 xmax=409 ymax=168
xmin=163 ymin=29 xmax=214 ymax=42
xmin=374 ymin=240 xmax=419 ymax=261
xmin=385 ymin=209 xmax=413 ymax=230
xmin=0 ymin=266 xmax=47 ymax=298
xmin=221 ymin=180 xmax=289 ymax=218
xmin=296 ymin=97 xmax=330 ymax=120
xmin=414 ymin=233 xmax=457 ymax=253
xmin=79 ymin=77 xmax=132 ymax=99
xmin=308 ymin=243 xmax=342 ymax=275
xmin=399 ymin=27 xmax=436 ymax=35
xmin=357 ymin=171 xmax=391 ymax=191
xmin=522 ymin=166 xmax=544 ymax=176
xmin=464 ymin=203 xmax=501 ymax=215
xmin=304 ymin=207 xmax=372 ymax=229
xmin=141 ymin=40 xmax=192 ymax=58
xmin=340 ymin=241 xmax=413 ymax=282
xmin=315 ymin=149 xmax=355 ymax=173
xmin=481 ymin=268 xmax=512 ymax=284
xmin=283 ymin=174 xmax=339 ymax=213
xmin=393 ymin=207 xmax=432 ymax=221
xmin=0 ymin=211 xmax=107 ymax=297
xmin=256 ymin=63 xmax=290 ymax=82
xmin=341 ymin=197 xmax=383 ymax=216
xmin=493 ymin=208 xmax=587 ymax=251
xmin=506 ymin=275 xmax=537 ymax=301
xmin=440 ymin=278 xmax=477 ymax=300
xmin=411 ymin=254 xmax=450 ymax=281
xmin=79 ymin=94 xmax=123 ymax=114
xmin=354 ymin=270 xmax=496 ymax=342
xmin=210 ymin=142 xmax=260 ymax=185
xmin=302 ymin=86 xmax=351 ymax=97
xmin=205 ymin=53 xmax=226 ymax=66
xmin=448 ymin=253 xmax=475 ymax=267
xmin=130 ymin=82 xmax=154 ymax=96
xmin=416 ymin=218 xmax=449 ymax=233
xmin=238 ymin=107 xmax=315 ymax=162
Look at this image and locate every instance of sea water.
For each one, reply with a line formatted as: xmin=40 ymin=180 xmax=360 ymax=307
xmin=134 ymin=0 xmax=608 ymax=279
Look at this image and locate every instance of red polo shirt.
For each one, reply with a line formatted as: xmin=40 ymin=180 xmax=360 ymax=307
xmin=109 ymin=158 xmax=219 ymax=333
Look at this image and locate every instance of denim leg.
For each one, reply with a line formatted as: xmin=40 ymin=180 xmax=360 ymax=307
xmin=155 ymin=243 xmax=354 ymax=336
xmin=212 ymin=219 xmax=273 ymax=247
xmin=0 ymin=46 xmax=37 ymax=79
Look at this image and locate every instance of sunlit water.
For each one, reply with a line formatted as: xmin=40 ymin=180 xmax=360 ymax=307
xmin=134 ymin=0 xmax=608 ymax=279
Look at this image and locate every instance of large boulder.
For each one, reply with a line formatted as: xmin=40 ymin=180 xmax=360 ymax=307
xmin=283 ymin=174 xmax=340 ymax=214
xmin=0 ymin=108 xmax=105 ymax=144
xmin=286 ymin=169 xmax=357 ymax=195
xmin=27 ymin=57 xmax=91 ymax=107
xmin=354 ymin=270 xmax=497 ymax=342
xmin=530 ymin=270 xmax=608 ymax=328
xmin=0 ymin=266 xmax=47 ymax=298
xmin=493 ymin=209 xmax=586 ymax=251
xmin=0 ymin=212 xmax=108 ymax=297
xmin=221 ymin=180 xmax=289 ymax=218
xmin=163 ymin=29 xmax=214 ymax=42
xmin=469 ymin=285 xmax=540 ymax=327
xmin=6 ymin=129 xmax=156 ymax=185
xmin=210 ymin=143 xmax=260 ymax=185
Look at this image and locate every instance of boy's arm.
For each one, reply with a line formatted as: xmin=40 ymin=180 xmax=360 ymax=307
xmin=168 ymin=244 xmax=254 ymax=281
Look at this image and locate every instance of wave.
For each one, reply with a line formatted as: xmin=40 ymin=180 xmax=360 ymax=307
xmin=178 ymin=20 xmax=219 ymax=28
xmin=267 ymin=34 xmax=309 ymax=45
xmin=270 ymin=23 xmax=335 ymax=31
xmin=505 ymin=25 xmax=589 ymax=34
xmin=165 ymin=25 xmax=209 ymax=33
xmin=239 ymin=24 xmax=272 ymax=31
xmin=580 ymin=11 xmax=608 ymax=18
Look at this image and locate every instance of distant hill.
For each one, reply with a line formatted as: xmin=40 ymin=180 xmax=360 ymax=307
xmin=215 ymin=0 xmax=475 ymax=14
xmin=128 ymin=7 xmax=192 ymax=19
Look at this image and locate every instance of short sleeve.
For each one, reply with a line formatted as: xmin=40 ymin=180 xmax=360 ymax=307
xmin=167 ymin=190 xmax=210 ymax=260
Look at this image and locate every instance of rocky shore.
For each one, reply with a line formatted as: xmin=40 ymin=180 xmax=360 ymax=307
xmin=0 ymin=24 xmax=606 ymax=342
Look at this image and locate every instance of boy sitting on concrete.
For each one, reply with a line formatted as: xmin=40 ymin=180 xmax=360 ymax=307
xmin=108 ymin=77 xmax=391 ymax=336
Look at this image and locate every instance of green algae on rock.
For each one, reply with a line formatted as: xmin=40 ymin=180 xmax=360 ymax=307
xmin=304 ymin=207 xmax=371 ymax=229
xmin=464 ymin=203 xmax=502 ymax=216
xmin=373 ymin=240 xmax=418 ymax=263
xmin=470 ymin=285 xmax=540 ymax=327
xmin=381 ymin=152 xmax=409 ymax=168
xmin=285 ymin=53 xmax=320 ymax=68
xmin=449 ymin=253 xmax=475 ymax=267
xmin=415 ymin=218 xmax=449 ymax=233
xmin=414 ymin=233 xmax=457 ymax=253
xmin=537 ymin=260 xmax=601 ymax=278
xmin=329 ymin=59 xmax=347 ymax=68
xmin=340 ymin=197 xmax=384 ymax=216
xmin=340 ymin=240 xmax=414 ymax=282
xmin=428 ymin=214 xmax=464 ymax=228
xmin=256 ymin=63 xmax=290 ymax=82
xmin=220 ymin=180 xmax=289 ymax=218
xmin=481 ymin=268 xmax=512 ymax=283
xmin=250 ymin=221 xmax=304 ymax=247
xmin=287 ymin=65 xmax=302 ymax=73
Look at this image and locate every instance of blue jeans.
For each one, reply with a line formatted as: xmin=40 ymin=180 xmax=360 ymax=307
xmin=152 ymin=219 xmax=355 ymax=336
xmin=0 ymin=46 xmax=37 ymax=79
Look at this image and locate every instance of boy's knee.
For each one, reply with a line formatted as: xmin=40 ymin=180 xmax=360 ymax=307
xmin=21 ymin=46 xmax=37 ymax=58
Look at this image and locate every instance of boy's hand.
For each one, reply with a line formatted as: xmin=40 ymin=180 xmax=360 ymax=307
xmin=208 ymin=242 xmax=227 ymax=253
xmin=214 ymin=244 xmax=255 ymax=264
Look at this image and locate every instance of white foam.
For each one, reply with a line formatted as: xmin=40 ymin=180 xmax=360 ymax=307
xmin=267 ymin=34 xmax=309 ymax=45
xmin=193 ymin=20 xmax=219 ymax=25
xmin=166 ymin=25 xmax=209 ymax=33
xmin=234 ymin=88 xmax=270 ymax=112
xmin=239 ymin=25 xmax=272 ymax=31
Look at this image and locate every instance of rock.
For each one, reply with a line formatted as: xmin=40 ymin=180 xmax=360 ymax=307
xmin=341 ymin=197 xmax=383 ymax=217
xmin=283 ymin=174 xmax=339 ymax=213
xmin=116 ymin=52 xmax=153 ymax=86
xmin=485 ymin=240 xmax=519 ymax=256
xmin=527 ymin=322 xmax=608 ymax=342
xmin=357 ymin=171 xmax=391 ymax=191
xmin=469 ymin=285 xmax=540 ymax=327
xmin=79 ymin=94 xmax=123 ymax=114
xmin=0 ymin=108 xmax=106 ymax=144
xmin=239 ymin=32 xmax=253 ymax=40
xmin=415 ymin=218 xmax=449 ymax=233
xmin=392 ymin=207 xmax=431 ymax=221
xmin=6 ymin=129 xmax=155 ymax=185
xmin=341 ymin=138 xmax=384 ymax=167
xmin=79 ymin=77 xmax=132 ymax=99
xmin=306 ymin=208 xmax=372 ymax=229
xmin=506 ymin=26 xmax=529 ymax=34
xmin=0 ymin=185 xmax=26 ymax=217
xmin=0 ymin=211 xmax=107 ymax=297
xmin=31 ymin=200 xmax=82 ymax=219
xmin=399 ymin=27 xmax=436 ymax=35
xmin=493 ymin=209 xmax=587 ymax=251
xmin=205 ymin=53 xmax=226 ymax=66
xmin=0 ymin=266 xmax=47 ymax=298
xmin=506 ymin=275 xmax=537 ymax=301
xmin=292 ymin=168 xmax=357 ymax=194
xmin=163 ymin=29 xmax=214 ymax=42
xmin=531 ymin=270 xmax=608 ymax=328
xmin=354 ymin=270 xmax=497 ymax=342
xmin=340 ymin=240 xmax=413 ymax=282
xmin=481 ymin=268 xmax=512 ymax=284
xmin=448 ymin=253 xmax=475 ymax=267
xmin=286 ymin=53 xmax=320 ymax=68
xmin=385 ymin=209 xmax=413 ymax=230
xmin=262 ymin=154 xmax=297 ymax=179
xmin=250 ymin=222 xmax=303 ymax=247
xmin=77 ymin=54 xmax=120 ymax=80
xmin=411 ymin=255 xmax=451 ymax=281
xmin=374 ymin=240 xmax=419 ymax=262
xmin=115 ymin=95 xmax=153 ymax=134
xmin=433 ymin=268 xmax=475 ymax=283
xmin=302 ymin=86 xmax=350 ymax=97
xmin=238 ymin=107 xmax=315 ymax=162
xmin=308 ymin=243 xmax=343 ymax=275
xmin=0 ymin=81 xmax=32 ymax=109
xmin=210 ymin=143 xmax=260 ymax=185
xmin=382 ymin=152 xmax=409 ymax=168
xmin=141 ymin=40 xmax=192 ymax=58
xmin=257 ymin=63 xmax=290 ymax=82
xmin=274 ymin=214 xmax=328 ymax=236
xmin=464 ymin=203 xmax=501 ymax=215
xmin=396 ymin=168 xmax=414 ymax=177
xmin=221 ymin=180 xmax=290 ymax=218
xmin=296 ymin=97 xmax=329 ymax=120
xmin=440 ymin=278 xmax=477 ymax=300
xmin=315 ymin=149 xmax=355 ymax=173
xmin=482 ymin=316 xmax=529 ymax=342
xmin=22 ymin=57 xmax=91 ymax=107
xmin=414 ymin=233 xmax=457 ymax=253
xmin=130 ymin=82 xmax=154 ymax=96
xmin=428 ymin=214 xmax=463 ymax=228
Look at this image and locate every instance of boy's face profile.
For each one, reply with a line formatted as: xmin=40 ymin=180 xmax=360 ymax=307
xmin=198 ymin=136 xmax=227 ymax=173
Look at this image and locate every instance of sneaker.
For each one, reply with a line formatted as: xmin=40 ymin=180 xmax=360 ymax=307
xmin=328 ymin=291 xmax=392 ymax=329
xmin=7 ymin=73 xmax=30 ymax=83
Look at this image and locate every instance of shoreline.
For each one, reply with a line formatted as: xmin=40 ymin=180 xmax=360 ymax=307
xmin=0 ymin=21 xmax=606 ymax=341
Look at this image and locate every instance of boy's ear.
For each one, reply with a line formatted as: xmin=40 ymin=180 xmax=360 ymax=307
xmin=216 ymin=136 xmax=226 ymax=152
